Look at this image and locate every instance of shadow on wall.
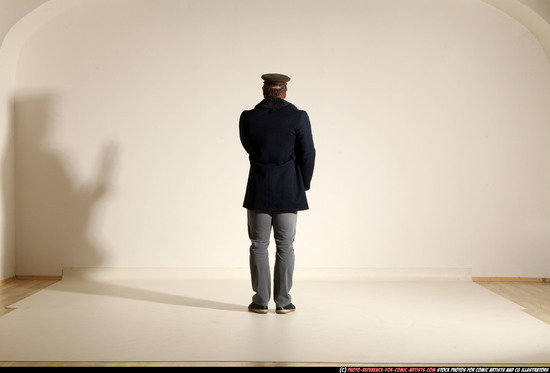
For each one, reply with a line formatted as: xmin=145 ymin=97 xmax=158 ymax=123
xmin=13 ymin=95 xmax=117 ymax=276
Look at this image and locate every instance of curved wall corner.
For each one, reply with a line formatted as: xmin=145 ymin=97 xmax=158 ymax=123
xmin=483 ymin=0 xmax=550 ymax=64
xmin=0 ymin=0 xmax=48 ymax=49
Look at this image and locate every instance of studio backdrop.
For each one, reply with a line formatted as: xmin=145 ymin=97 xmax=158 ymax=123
xmin=7 ymin=0 xmax=550 ymax=277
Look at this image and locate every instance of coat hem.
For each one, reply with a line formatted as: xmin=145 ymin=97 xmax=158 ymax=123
xmin=243 ymin=206 xmax=309 ymax=213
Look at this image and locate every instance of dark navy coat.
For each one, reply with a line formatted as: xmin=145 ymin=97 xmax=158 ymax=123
xmin=240 ymin=97 xmax=315 ymax=212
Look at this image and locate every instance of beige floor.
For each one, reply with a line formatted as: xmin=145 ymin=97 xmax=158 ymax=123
xmin=1 ymin=269 xmax=550 ymax=367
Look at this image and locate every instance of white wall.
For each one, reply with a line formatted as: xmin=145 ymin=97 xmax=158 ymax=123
xmin=11 ymin=0 xmax=550 ymax=277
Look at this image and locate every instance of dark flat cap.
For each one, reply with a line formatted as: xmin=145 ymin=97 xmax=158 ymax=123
xmin=262 ymin=73 xmax=291 ymax=85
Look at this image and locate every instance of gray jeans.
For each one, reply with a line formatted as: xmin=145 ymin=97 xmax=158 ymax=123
xmin=247 ymin=210 xmax=297 ymax=307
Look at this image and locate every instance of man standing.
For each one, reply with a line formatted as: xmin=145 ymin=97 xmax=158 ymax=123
xmin=239 ymin=73 xmax=315 ymax=314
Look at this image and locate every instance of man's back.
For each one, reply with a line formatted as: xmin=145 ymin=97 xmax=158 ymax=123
xmin=240 ymin=97 xmax=308 ymax=166
xmin=240 ymin=96 xmax=315 ymax=212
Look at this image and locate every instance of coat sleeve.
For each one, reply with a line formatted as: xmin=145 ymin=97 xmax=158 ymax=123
xmin=295 ymin=111 xmax=315 ymax=190
xmin=239 ymin=111 xmax=250 ymax=154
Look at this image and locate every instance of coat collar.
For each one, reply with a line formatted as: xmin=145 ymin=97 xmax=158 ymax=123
xmin=255 ymin=97 xmax=293 ymax=111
